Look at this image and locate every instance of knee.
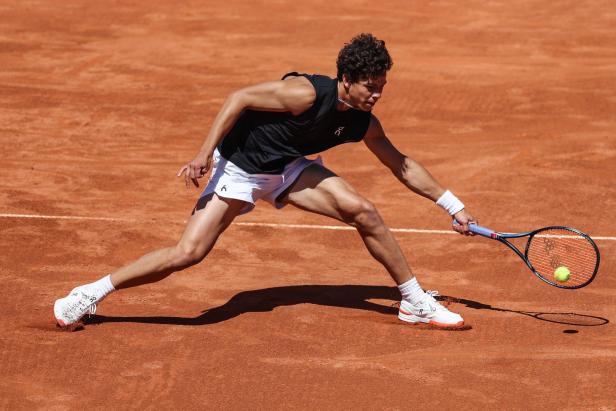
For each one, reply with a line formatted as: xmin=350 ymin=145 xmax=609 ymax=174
xmin=170 ymin=243 xmax=208 ymax=269
xmin=344 ymin=198 xmax=383 ymax=232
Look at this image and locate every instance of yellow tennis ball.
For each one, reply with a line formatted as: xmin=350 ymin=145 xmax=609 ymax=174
xmin=554 ymin=266 xmax=571 ymax=282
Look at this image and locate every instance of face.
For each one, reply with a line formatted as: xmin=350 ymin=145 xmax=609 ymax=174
xmin=344 ymin=74 xmax=387 ymax=111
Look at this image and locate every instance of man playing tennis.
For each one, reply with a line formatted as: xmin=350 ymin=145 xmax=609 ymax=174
xmin=54 ymin=33 xmax=476 ymax=329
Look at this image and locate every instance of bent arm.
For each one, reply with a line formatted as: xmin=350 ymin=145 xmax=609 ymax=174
xmin=363 ymin=115 xmax=445 ymax=201
xmin=198 ymin=76 xmax=316 ymax=155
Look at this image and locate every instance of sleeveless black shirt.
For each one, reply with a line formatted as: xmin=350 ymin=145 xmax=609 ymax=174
xmin=218 ymin=73 xmax=372 ymax=174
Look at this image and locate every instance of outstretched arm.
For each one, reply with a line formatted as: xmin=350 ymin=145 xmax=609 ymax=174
xmin=363 ymin=115 xmax=476 ymax=234
xmin=177 ymin=76 xmax=316 ymax=187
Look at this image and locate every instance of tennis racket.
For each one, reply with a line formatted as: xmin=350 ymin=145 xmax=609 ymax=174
xmin=457 ymin=222 xmax=600 ymax=289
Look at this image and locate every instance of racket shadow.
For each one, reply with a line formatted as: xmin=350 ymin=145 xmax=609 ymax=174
xmin=86 ymin=284 xmax=401 ymax=327
xmin=443 ymin=296 xmax=609 ymax=327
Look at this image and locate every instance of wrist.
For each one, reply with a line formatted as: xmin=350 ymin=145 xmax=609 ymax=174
xmin=200 ymin=135 xmax=219 ymax=155
xmin=198 ymin=146 xmax=214 ymax=157
xmin=436 ymin=190 xmax=465 ymax=215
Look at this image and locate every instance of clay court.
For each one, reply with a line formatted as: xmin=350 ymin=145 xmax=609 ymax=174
xmin=1 ymin=0 xmax=615 ymax=409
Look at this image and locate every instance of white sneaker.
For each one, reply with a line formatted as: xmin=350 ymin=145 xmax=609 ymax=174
xmin=398 ymin=291 xmax=464 ymax=328
xmin=54 ymin=287 xmax=99 ymax=328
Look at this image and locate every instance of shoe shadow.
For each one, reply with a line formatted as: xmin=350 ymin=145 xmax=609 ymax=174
xmin=443 ymin=296 xmax=609 ymax=327
xmin=86 ymin=284 xmax=401 ymax=326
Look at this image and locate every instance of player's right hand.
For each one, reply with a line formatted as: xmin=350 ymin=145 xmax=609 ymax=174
xmin=176 ymin=152 xmax=212 ymax=188
xmin=452 ymin=209 xmax=477 ymax=236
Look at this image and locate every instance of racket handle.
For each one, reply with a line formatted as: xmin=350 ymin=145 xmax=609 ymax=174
xmin=453 ymin=220 xmax=495 ymax=238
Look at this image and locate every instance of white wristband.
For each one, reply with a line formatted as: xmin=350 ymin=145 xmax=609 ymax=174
xmin=436 ymin=190 xmax=465 ymax=215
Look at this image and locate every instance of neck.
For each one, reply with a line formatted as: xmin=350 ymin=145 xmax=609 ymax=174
xmin=337 ymin=97 xmax=355 ymax=109
xmin=336 ymin=81 xmax=354 ymax=110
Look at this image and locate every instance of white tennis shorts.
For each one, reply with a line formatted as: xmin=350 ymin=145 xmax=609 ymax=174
xmin=200 ymin=149 xmax=323 ymax=214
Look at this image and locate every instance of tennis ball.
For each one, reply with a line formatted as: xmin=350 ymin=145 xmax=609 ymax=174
xmin=554 ymin=266 xmax=570 ymax=282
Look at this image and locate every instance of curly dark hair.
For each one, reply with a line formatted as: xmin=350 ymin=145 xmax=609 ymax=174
xmin=336 ymin=33 xmax=393 ymax=83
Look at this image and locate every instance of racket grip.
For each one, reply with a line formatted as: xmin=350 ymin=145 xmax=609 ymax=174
xmin=453 ymin=220 xmax=495 ymax=238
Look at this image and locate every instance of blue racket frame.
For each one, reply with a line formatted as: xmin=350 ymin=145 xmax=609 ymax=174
xmin=463 ymin=222 xmax=600 ymax=289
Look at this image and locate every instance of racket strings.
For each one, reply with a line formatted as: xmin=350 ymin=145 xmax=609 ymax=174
xmin=526 ymin=229 xmax=598 ymax=287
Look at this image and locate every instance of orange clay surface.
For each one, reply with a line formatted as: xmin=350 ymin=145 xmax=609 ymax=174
xmin=1 ymin=1 xmax=616 ymax=409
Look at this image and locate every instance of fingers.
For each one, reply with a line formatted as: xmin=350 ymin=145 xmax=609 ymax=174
xmin=452 ymin=219 xmax=473 ymax=236
xmin=177 ymin=164 xmax=195 ymax=188
xmin=188 ymin=164 xmax=199 ymax=188
xmin=452 ymin=220 xmax=465 ymax=234
xmin=187 ymin=164 xmax=206 ymax=188
xmin=178 ymin=158 xmax=211 ymax=189
xmin=464 ymin=217 xmax=477 ymax=236
xmin=176 ymin=165 xmax=190 ymax=188
xmin=452 ymin=210 xmax=479 ymax=236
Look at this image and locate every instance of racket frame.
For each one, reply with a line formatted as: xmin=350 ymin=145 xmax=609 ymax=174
xmin=467 ymin=223 xmax=600 ymax=289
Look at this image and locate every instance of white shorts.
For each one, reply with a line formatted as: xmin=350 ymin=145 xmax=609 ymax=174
xmin=200 ymin=149 xmax=323 ymax=215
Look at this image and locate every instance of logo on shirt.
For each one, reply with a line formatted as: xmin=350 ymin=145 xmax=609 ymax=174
xmin=334 ymin=126 xmax=345 ymax=136
xmin=220 ymin=185 xmax=227 ymax=192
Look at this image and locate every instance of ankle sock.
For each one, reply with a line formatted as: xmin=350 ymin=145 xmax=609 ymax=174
xmin=84 ymin=275 xmax=116 ymax=301
xmin=398 ymin=277 xmax=426 ymax=305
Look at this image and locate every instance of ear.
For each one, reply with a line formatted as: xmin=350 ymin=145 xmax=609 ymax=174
xmin=341 ymin=74 xmax=352 ymax=92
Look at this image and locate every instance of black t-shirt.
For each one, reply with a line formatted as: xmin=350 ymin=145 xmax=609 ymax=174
xmin=218 ymin=73 xmax=372 ymax=174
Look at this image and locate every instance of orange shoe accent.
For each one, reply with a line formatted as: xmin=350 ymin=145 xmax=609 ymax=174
xmin=428 ymin=319 xmax=465 ymax=328
xmin=399 ymin=308 xmax=412 ymax=316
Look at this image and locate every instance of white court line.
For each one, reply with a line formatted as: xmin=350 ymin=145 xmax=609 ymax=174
xmin=0 ymin=213 xmax=134 ymax=222
xmin=1 ymin=212 xmax=615 ymax=241
xmin=234 ymin=221 xmax=455 ymax=235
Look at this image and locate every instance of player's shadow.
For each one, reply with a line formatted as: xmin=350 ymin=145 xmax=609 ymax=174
xmin=85 ymin=285 xmax=609 ymax=327
xmin=87 ymin=284 xmax=401 ymax=326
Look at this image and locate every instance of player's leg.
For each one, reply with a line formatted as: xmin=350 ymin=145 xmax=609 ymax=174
xmin=54 ymin=193 xmax=248 ymax=327
xmin=278 ymin=164 xmax=464 ymax=327
xmin=278 ymin=164 xmax=411 ymax=284
xmin=111 ymin=193 xmax=246 ymax=289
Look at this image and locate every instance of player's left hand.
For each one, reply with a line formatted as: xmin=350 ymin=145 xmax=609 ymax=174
xmin=176 ymin=152 xmax=212 ymax=188
xmin=452 ymin=209 xmax=477 ymax=236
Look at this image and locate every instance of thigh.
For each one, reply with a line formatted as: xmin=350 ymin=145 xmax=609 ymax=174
xmin=278 ymin=163 xmax=366 ymax=222
xmin=179 ymin=193 xmax=248 ymax=253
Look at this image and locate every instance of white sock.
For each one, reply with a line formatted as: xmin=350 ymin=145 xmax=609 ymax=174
xmin=398 ymin=277 xmax=426 ymax=305
xmin=84 ymin=275 xmax=116 ymax=301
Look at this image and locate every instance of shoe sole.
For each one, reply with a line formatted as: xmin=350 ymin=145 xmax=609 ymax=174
xmin=54 ymin=315 xmax=84 ymax=331
xmin=398 ymin=310 xmax=464 ymax=328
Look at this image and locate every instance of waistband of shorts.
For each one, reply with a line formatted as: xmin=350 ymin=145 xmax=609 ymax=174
xmin=214 ymin=148 xmax=308 ymax=179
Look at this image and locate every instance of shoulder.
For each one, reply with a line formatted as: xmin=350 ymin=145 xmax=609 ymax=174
xmin=279 ymin=73 xmax=338 ymax=115
xmin=283 ymin=73 xmax=335 ymax=95
xmin=281 ymin=75 xmax=316 ymax=93
xmin=278 ymin=75 xmax=317 ymax=113
xmin=281 ymin=73 xmax=333 ymax=95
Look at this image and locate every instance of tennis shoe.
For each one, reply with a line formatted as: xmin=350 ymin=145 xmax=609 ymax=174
xmin=398 ymin=291 xmax=464 ymax=328
xmin=54 ymin=286 xmax=99 ymax=328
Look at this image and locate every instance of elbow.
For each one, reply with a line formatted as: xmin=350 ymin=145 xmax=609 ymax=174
xmin=227 ymin=89 xmax=249 ymax=111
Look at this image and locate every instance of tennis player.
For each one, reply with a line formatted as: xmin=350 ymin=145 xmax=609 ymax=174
xmin=54 ymin=33 xmax=476 ymax=329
